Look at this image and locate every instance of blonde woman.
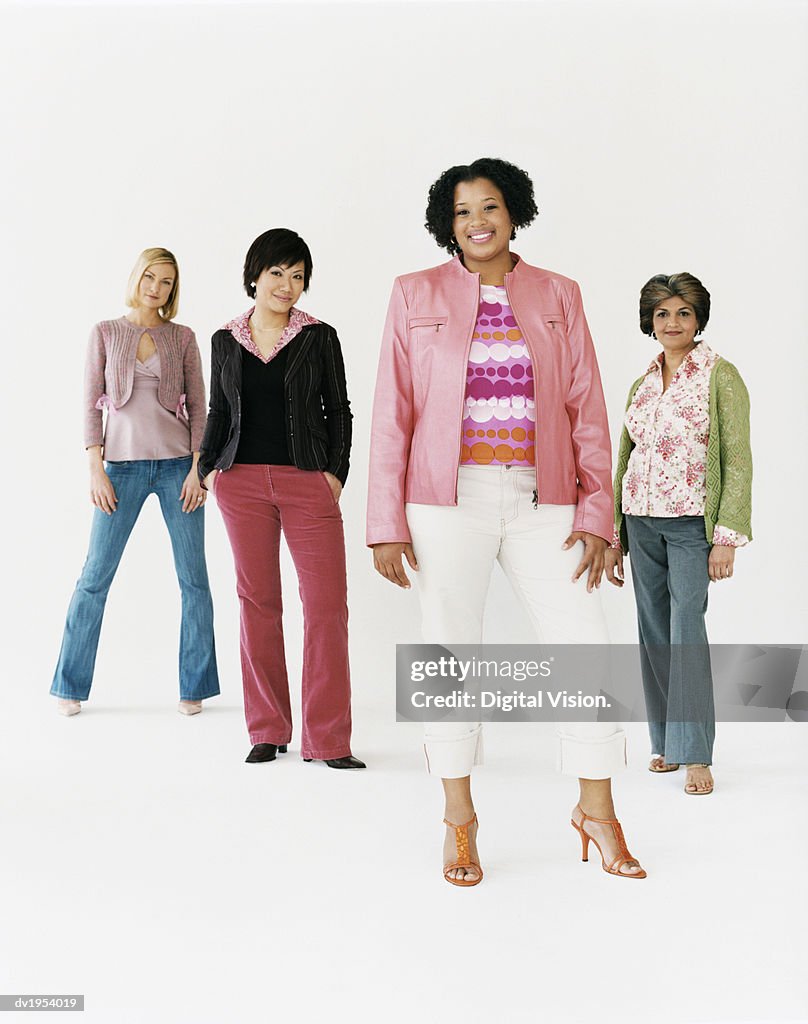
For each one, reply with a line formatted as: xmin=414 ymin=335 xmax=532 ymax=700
xmin=51 ymin=248 xmax=220 ymax=715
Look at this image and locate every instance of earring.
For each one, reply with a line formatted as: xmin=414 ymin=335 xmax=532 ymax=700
xmin=250 ymin=282 xmax=256 ymax=288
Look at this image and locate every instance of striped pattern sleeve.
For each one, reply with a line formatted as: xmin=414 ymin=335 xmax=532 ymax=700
xmin=198 ymin=332 xmax=231 ymax=483
xmin=318 ymin=327 xmax=352 ymax=484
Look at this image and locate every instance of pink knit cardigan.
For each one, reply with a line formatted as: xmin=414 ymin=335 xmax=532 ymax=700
xmin=84 ymin=317 xmax=207 ymax=451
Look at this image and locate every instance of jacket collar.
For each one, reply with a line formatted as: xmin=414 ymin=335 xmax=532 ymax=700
xmin=223 ymin=306 xmax=318 ymax=343
xmin=448 ymin=252 xmax=528 ymax=281
xmin=223 ymin=306 xmax=319 ymax=364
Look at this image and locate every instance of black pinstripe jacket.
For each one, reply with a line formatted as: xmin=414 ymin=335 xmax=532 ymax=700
xmin=198 ymin=322 xmax=352 ymax=485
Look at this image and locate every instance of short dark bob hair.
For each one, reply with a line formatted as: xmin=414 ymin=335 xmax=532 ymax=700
xmin=425 ymin=158 xmax=539 ymax=255
xmin=243 ymin=228 xmax=313 ymax=297
xmin=639 ymin=273 xmax=711 ymax=337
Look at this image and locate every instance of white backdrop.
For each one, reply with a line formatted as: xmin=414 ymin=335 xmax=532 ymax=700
xmin=1 ymin=4 xmax=807 ymax=1023
xmin=3 ymin=1 xmax=806 ymax=707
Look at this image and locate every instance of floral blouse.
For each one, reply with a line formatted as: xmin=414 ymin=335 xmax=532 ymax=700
xmin=621 ymin=342 xmax=747 ymax=547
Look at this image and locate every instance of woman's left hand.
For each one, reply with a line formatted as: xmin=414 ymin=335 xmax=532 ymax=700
xmin=180 ymin=469 xmax=207 ymax=513
xmin=323 ymin=472 xmax=342 ymax=503
xmin=563 ymin=531 xmax=608 ymax=592
xmin=708 ymin=544 xmax=736 ymax=581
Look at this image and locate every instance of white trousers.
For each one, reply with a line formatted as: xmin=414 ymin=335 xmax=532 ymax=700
xmin=406 ymin=466 xmax=626 ymax=780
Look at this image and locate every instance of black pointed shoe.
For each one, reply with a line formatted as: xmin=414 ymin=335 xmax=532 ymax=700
xmin=245 ymin=743 xmax=288 ymax=763
xmin=303 ymin=755 xmax=367 ymax=769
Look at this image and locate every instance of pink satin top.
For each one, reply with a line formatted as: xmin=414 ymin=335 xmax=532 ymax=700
xmin=103 ymin=352 xmax=192 ymax=461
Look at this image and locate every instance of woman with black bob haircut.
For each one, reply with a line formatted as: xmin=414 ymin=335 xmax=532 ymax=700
xmin=199 ymin=228 xmax=365 ymax=769
xmin=368 ymin=158 xmax=645 ymax=885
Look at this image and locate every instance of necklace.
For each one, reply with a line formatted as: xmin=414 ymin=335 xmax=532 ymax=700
xmin=249 ymin=316 xmax=287 ymax=335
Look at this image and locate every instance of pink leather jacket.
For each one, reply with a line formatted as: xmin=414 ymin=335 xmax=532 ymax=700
xmin=366 ymin=255 xmax=614 ymax=545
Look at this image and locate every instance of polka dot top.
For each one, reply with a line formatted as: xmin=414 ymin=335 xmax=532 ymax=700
xmin=460 ymin=285 xmax=536 ymax=467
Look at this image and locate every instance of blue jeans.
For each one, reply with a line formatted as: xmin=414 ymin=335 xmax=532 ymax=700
xmin=51 ymin=456 xmax=220 ymax=702
xmin=626 ymin=515 xmax=715 ymax=765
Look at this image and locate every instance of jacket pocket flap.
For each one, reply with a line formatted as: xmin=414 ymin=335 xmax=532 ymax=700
xmin=408 ymin=315 xmax=448 ymax=328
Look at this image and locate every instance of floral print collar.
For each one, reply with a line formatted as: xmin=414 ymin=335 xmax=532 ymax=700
xmin=223 ymin=306 xmax=319 ymax=364
xmin=647 ymin=340 xmax=712 ymax=379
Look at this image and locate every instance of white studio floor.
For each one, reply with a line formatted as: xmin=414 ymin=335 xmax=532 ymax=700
xmin=1 ymin=690 xmax=806 ymax=1024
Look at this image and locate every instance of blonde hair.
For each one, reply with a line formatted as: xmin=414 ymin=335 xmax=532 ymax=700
xmin=125 ymin=247 xmax=180 ymax=321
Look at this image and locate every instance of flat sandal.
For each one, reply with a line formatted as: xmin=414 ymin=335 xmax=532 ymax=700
xmin=684 ymin=763 xmax=714 ymax=795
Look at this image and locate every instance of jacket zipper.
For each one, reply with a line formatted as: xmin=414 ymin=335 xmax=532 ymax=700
xmin=504 ymin=277 xmax=541 ymax=502
xmin=454 ymin=278 xmax=481 ymax=503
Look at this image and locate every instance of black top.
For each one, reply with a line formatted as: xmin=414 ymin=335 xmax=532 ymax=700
xmin=234 ymin=345 xmax=292 ymax=465
xmin=198 ymin=322 xmax=352 ymax=486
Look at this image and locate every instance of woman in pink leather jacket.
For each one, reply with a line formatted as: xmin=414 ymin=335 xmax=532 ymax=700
xmin=368 ymin=158 xmax=645 ymax=886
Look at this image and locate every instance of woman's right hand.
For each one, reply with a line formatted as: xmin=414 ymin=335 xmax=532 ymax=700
xmin=90 ymin=467 xmax=117 ymax=515
xmin=372 ymin=542 xmax=419 ymax=589
xmin=203 ymin=471 xmax=218 ymax=494
xmin=604 ymin=548 xmax=624 ymax=587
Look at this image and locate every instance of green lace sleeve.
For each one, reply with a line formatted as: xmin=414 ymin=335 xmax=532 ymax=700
xmin=710 ymin=360 xmax=753 ymax=540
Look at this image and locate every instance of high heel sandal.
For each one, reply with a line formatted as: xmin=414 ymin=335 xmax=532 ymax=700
xmin=443 ymin=814 xmax=483 ymax=887
xmin=570 ymin=806 xmax=646 ymax=879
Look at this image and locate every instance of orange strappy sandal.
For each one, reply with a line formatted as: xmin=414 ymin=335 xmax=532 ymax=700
xmin=443 ymin=815 xmax=483 ymax=887
xmin=570 ymin=806 xmax=646 ymax=879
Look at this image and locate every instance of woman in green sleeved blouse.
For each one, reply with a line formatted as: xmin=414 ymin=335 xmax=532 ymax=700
xmin=605 ymin=272 xmax=752 ymax=796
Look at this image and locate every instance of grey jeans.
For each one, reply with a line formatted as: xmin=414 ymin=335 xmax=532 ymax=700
xmin=626 ymin=515 xmax=715 ymax=765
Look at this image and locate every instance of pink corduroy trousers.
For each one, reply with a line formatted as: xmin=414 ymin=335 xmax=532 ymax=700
xmin=214 ymin=463 xmax=352 ymax=759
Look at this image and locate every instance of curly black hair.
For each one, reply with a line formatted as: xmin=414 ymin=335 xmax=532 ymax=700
xmin=424 ymin=158 xmax=539 ymax=255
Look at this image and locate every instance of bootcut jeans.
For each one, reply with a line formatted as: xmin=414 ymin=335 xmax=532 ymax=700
xmin=51 ymin=456 xmax=220 ymax=702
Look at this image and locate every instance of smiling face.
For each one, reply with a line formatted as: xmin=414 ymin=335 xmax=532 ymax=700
xmin=137 ymin=261 xmax=176 ymax=314
xmin=254 ymin=261 xmax=306 ymax=316
xmin=452 ymin=178 xmax=514 ymax=269
xmin=652 ymin=296 xmax=700 ymax=356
